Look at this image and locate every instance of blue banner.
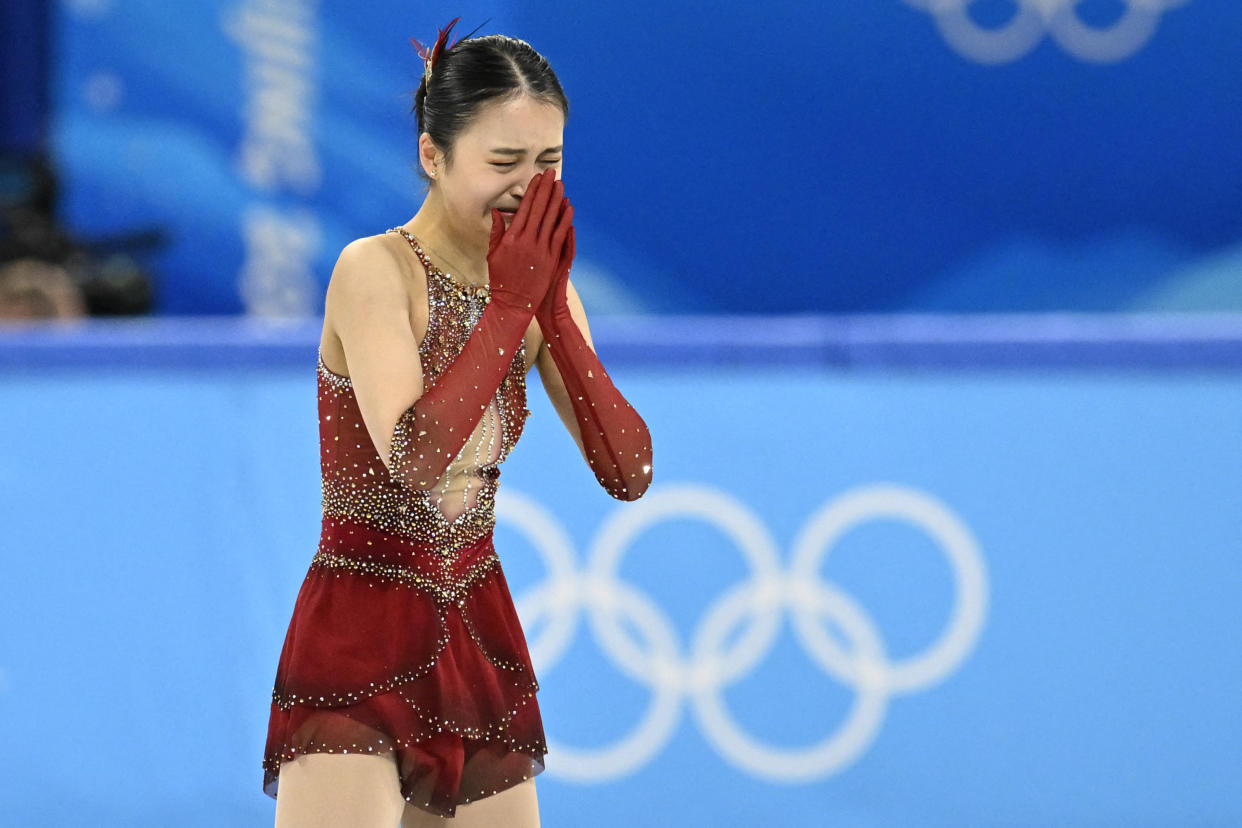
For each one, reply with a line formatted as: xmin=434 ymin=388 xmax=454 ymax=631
xmin=49 ymin=1 xmax=1242 ymax=315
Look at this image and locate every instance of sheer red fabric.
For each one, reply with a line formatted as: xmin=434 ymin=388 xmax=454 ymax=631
xmin=263 ymin=520 xmax=545 ymax=816
xmin=386 ymin=171 xmax=569 ymax=495
xmin=537 ymin=227 xmax=653 ymax=501
xmin=386 ymin=294 xmax=535 ymax=493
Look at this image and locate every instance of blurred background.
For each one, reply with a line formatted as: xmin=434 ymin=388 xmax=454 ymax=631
xmin=2 ymin=1 xmax=1240 ymax=826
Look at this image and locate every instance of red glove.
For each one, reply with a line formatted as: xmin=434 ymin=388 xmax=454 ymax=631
xmin=537 ymin=221 xmax=654 ymax=501
xmin=388 ymin=168 xmax=572 ymax=491
xmin=489 ymin=170 xmax=570 ymax=313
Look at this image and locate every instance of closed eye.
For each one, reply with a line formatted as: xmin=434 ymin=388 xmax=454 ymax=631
xmin=490 ymin=159 xmax=562 ymax=168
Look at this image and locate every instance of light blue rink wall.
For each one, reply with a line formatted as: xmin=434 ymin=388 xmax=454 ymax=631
xmin=1 ymin=315 xmax=1240 ymax=827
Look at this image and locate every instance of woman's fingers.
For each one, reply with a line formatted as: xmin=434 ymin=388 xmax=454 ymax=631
xmin=507 ymin=170 xmax=541 ymax=236
xmin=488 ymin=208 xmax=506 ymax=254
xmin=509 ymin=168 xmax=554 ymax=238
xmin=527 ymin=171 xmax=559 ymax=242
xmin=536 ymin=179 xmax=564 ymax=246
xmin=541 ymin=193 xmax=570 ymax=250
xmin=549 ymin=200 xmax=572 ymax=258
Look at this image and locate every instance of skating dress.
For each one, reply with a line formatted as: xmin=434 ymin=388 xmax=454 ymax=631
xmin=263 ymin=231 xmax=545 ymax=817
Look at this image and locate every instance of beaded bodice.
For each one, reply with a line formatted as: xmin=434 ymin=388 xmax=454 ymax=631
xmin=317 ymin=231 xmax=529 ymax=553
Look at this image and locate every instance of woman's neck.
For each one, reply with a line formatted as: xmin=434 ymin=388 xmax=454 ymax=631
xmin=404 ymin=195 xmax=490 ymax=288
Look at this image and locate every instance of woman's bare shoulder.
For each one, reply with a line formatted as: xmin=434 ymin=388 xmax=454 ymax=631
xmin=326 ymin=233 xmax=427 ymax=314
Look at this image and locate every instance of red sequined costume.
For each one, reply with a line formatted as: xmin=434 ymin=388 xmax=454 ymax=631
xmin=263 ymin=232 xmax=545 ymax=816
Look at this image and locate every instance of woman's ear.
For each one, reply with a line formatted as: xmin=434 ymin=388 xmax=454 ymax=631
xmin=417 ymin=133 xmax=440 ymax=180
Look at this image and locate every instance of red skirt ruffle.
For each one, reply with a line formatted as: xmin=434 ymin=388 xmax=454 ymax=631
xmin=262 ymin=517 xmax=546 ymax=817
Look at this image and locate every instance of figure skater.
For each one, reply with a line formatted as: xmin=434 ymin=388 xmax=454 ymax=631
xmin=262 ymin=18 xmax=653 ymax=828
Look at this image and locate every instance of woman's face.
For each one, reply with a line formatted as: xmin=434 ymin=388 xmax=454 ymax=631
xmin=427 ymin=94 xmax=565 ymax=244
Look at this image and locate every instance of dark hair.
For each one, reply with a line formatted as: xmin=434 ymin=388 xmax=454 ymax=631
xmin=413 ymin=33 xmax=569 ymax=183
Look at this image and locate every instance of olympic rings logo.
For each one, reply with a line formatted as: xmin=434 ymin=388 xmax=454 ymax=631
xmin=497 ymin=483 xmax=989 ymax=783
xmin=904 ymin=0 xmax=1190 ymax=64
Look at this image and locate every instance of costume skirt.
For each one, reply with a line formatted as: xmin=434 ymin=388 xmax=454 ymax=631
xmin=262 ymin=516 xmax=546 ymax=817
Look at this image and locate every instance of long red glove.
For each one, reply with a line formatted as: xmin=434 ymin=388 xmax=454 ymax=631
xmin=537 ymin=223 xmax=653 ymax=501
xmin=388 ymin=169 xmax=571 ymax=491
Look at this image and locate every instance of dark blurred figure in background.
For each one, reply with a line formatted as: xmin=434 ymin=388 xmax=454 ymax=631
xmin=1 ymin=0 xmax=156 ymax=322
xmin=0 ymin=149 xmax=87 ymax=321
xmin=0 ymin=258 xmax=85 ymax=320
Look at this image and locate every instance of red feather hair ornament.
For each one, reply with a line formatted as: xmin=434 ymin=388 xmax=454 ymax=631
xmin=410 ymin=17 xmax=488 ymax=86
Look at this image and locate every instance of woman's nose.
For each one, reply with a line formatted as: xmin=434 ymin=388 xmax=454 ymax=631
xmin=507 ymin=177 xmax=533 ymax=200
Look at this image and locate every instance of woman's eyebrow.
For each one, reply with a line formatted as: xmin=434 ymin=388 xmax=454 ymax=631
xmin=489 ymin=145 xmax=564 ymax=155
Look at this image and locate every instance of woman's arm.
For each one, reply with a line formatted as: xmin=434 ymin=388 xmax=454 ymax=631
xmin=534 ymin=234 xmax=653 ymax=501
xmin=331 ymin=168 xmax=570 ymax=492
xmin=326 ymin=236 xmax=426 ymax=469
xmin=534 ymin=277 xmax=592 ymax=456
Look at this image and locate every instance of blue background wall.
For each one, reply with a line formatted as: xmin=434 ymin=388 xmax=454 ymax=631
xmin=1 ymin=318 xmax=1240 ymax=827
xmin=48 ymin=0 xmax=1242 ymax=316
